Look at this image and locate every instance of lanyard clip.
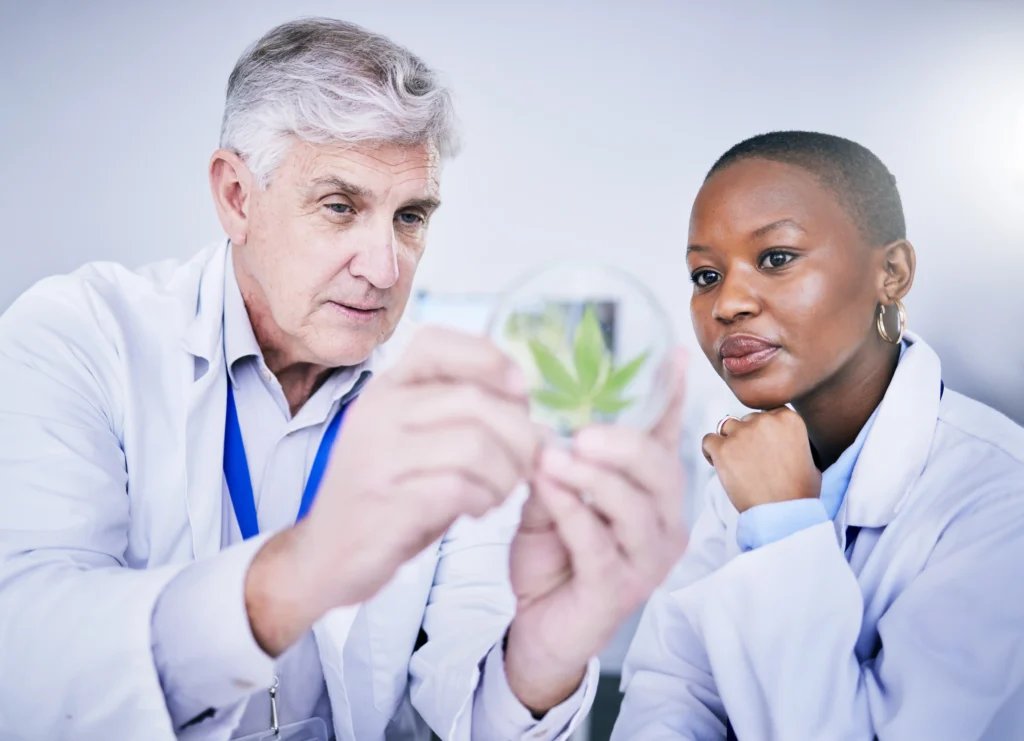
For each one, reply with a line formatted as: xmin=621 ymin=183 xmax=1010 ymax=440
xmin=269 ymin=675 xmax=280 ymax=737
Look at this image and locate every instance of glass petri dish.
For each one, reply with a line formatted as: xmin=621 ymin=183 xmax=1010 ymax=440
xmin=487 ymin=261 xmax=674 ymax=438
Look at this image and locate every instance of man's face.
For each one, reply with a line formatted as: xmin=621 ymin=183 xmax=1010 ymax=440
xmin=236 ymin=140 xmax=441 ymax=367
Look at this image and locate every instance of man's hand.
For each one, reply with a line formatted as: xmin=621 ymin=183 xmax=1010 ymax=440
xmin=503 ymin=350 xmax=690 ymax=714
xmin=700 ymin=408 xmax=821 ymax=514
xmin=245 ymin=327 xmax=541 ymax=656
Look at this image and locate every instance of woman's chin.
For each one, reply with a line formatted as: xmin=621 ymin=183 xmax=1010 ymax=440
xmin=726 ymin=377 xmax=794 ymax=411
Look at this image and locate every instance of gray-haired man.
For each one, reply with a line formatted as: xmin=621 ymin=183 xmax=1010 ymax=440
xmin=0 ymin=18 xmax=689 ymax=741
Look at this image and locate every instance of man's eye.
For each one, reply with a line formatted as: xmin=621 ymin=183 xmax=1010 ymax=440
xmin=325 ymin=203 xmax=353 ymax=215
xmin=691 ymin=269 xmax=721 ymax=288
xmin=759 ymin=250 xmax=795 ymax=270
xmin=397 ymin=211 xmax=424 ymax=226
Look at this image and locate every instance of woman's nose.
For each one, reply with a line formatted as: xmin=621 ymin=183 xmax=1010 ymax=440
xmin=712 ymin=270 xmax=761 ymax=323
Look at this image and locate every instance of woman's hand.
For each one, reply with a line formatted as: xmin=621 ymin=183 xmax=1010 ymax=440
xmin=701 ymin=408 xmax=821 ymax=513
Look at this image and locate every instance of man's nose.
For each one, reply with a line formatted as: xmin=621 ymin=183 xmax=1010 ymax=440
xmin=348 ymin=217 xmax=399 ymax=290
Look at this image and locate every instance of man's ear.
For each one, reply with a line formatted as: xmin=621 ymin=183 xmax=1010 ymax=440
xmin=209 ymin=149 xmax=254 ymax=245
xmin=876 ymin=238 xmax=916 ymax=304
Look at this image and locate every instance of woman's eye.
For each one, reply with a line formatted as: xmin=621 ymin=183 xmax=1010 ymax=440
xmin=759 ymin=250 xmax=795 ymax=270
xmin=691 ymin=269 xmax=721 ymax=288
xmin=397 ymin=211 xmax=424 ymax=226
xmin=325 ymin=203 xmax=353 ymax=215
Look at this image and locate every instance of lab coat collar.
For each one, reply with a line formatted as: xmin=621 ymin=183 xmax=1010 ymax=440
xmin=179 ymin=240 xmax=231 ymax=370
xmin=222 ymin=244 xmax=263 ymax=385
xmin=173 ymin=242 xmax=231 ymax=559
xmin=842 ymin=331 xmax=943 ymax=528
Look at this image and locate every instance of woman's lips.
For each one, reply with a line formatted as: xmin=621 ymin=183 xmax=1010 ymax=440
xmin=718 ymin=335 xmax=781 ymax=376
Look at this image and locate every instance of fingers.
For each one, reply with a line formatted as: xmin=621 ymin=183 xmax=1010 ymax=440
xmin=558 ymin=348 xmax=686 ymax=529
xmin=718 ymin=416 xmax=743 ymax=437
xmin=401 ymin=383 xmax=540 ymax=475
xmin=572 ymin=426 xmax=684 ymax=529
xmin=703 ymin=412 xmax=752 ymax=464
xmin=398 ymin=425 xmax=522 ymax=505
xmin=704 ymin=410 xmax=791 ymax=465
xmin=650 ymin=348 xmax=689 ymax=449
xmin=518 ymin=481 xmax=555 ymax=531
xmin=388 ymin=327 xmax=527 ymax=400
xmin=393 ymin=471 xmax=498 ymax=529
xmin=701 ymin=432 xmax=723 ymax=466
xmin=531 ymin=473 xmax=621 ymax=588
xmin=539 ymin=446 xmax=663 ymax=563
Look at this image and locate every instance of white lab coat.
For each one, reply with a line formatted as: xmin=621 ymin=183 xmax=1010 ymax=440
xmin=613 ymin=335 xmax=1024 ymax=740
xmin=0 ymin=243 xmax=556 ymax=741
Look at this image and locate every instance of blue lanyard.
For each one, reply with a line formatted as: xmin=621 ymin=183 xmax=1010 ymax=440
xmin=223 ymin=383 xmax=349 ymax=540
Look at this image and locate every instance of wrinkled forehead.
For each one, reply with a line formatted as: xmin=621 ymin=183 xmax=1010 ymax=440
xmin=283 ymin=138 xmax=442 ymax=201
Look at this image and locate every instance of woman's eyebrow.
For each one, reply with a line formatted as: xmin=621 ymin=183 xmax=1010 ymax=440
xmin=686 ymin=244 xmax=710 ymax=256
xmin=752 ymin=218 xmax=807 ymax=238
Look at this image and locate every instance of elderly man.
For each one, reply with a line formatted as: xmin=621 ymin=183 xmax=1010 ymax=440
xmin=0 ymin=18 xmax=688 ymax=741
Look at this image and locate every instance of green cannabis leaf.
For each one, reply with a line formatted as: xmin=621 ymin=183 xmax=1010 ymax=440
xmin=527 ymin=305 xmax=650 ymax=427
xmin=573 ymin=304 xmax=606 ymax=393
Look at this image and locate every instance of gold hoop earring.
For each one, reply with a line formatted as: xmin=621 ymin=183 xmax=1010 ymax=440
xmin=876 ymin=299 xmax=907 ymax=344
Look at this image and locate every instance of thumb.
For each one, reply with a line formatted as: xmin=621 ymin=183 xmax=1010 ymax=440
xmin=520 ymin=472 xmax=558 ymax=531
xmin=651 ymin=347 xmax=689 ymax=449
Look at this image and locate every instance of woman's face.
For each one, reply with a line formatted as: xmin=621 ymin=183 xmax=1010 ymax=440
xmin=687 ymin=158 xmax=889 ymax=410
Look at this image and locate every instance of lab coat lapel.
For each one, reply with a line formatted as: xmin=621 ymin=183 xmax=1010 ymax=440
xmin=316 ymin=543 xmax=440 ymax=741
xmin=178 ymin=241 xmax=231 ymax=560
xmin=314 ymin=607 xmax=361 ymax=741
xmin=365 ymin=544 xmax=439 ymax=706
xmin=842 ymin=332 xmax=943 ymax=530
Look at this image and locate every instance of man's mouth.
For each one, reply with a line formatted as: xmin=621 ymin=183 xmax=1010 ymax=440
xmin=327 ymin=301 xmax=383 ymax=322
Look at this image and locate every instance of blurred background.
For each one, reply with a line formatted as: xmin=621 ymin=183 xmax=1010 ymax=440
xmin=2 ymin=1 xmax=1022 ymax=738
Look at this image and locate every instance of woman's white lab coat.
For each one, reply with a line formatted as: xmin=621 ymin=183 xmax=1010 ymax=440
xmin=0 ymin=243 xmax=547 ymax=741
xmin=613 ymin=335 xmax=1024 ymax=740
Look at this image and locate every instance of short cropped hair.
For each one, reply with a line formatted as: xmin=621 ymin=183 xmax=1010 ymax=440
xmin=707 ymin=131 xmax=906 ymax=245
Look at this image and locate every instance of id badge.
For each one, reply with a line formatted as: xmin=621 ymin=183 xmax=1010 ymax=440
xmin=232 ymin=718 xmax=331 ymax=741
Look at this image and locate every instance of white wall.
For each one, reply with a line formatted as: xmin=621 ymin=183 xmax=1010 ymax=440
xmin=1 ymin=0 xmax=1022 ymax=423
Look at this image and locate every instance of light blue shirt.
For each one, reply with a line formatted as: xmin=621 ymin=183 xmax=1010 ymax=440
xmin=736 ymin=345 xmax=909 ymax=552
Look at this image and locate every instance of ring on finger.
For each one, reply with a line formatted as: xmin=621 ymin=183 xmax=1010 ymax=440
xmin=716 ymin=415 xmax=741 ymax=436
